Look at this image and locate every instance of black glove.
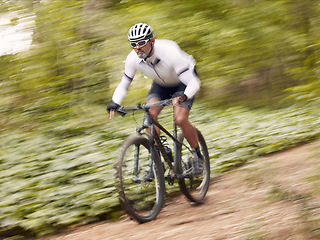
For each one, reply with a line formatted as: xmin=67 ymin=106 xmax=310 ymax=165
xmin=172 ymin=91 xmax=188 ymax=102
xmin=107 ymin=101 xmax=120 ymax=112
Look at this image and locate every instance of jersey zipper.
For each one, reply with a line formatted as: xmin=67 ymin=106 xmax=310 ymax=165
xmin=151 ymin=64 xmax=166 ymax=83
xmin=145 ymin=59 xmax=166 ymax=83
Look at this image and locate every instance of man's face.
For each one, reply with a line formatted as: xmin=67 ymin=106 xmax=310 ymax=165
xmin=131 ymin=38 xmax=155 ymax=59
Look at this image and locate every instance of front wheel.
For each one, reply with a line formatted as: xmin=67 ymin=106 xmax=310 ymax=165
xmin=115 ymin=134 xmax=165 ymax=223
xmin=176 ymin=128 xmax=210 ymax=203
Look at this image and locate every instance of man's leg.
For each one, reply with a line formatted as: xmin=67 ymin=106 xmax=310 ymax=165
xmin=174 ymin=105 xmax=203 ymax=176
xmin=147 ymin=97 xmax=162 ymax=136
xmin=174 ymin=105 xmax=198 ymax=148
xmin=144 ymin=98 xmax=163 ymax=180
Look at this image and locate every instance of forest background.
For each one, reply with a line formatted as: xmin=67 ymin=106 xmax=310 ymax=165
xmin=0 ymin=0 xmax=319 ymax=239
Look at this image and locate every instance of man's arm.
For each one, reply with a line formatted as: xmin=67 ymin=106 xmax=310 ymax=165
xmin=178 ymin=68 xmax=201 ymax=99
xmin=107 ymin=74 xmax=132 ymax=119
xmin=167 ymin=42 xmax=200 ymax=99
xmin=112 ymin=74 xmax=133 ymax=104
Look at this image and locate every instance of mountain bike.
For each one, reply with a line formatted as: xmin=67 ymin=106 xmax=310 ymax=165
xmin=114 ymin=99 xmax=210 ymax=223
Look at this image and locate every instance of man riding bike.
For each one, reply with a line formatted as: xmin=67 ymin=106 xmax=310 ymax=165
xmin=107 ymin=23 xmax=203 ymax=176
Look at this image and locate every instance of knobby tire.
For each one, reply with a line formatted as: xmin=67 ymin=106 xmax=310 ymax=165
xmin=116 ymin=134 xmax=165 ymax=223
xmin=176 ymin=129 xmax=210 ymax=203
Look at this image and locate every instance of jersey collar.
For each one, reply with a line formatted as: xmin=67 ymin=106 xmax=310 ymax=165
xmin=139 ymin=52 xmax=160 ymax=65
xmin=138 ymin=41 xmax=158 ymax=64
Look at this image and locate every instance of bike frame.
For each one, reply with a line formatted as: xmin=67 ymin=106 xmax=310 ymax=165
xmin=137 ymin=108 xmax=192 ymax=179
xmin=116 ymin=99 xmax=210 ymax=221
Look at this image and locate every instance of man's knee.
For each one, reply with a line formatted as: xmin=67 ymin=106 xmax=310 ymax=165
xmin=147 ymin=98 xmax=162 ymax=119
xmin=174 ymin=114 xmax=188 ymax=126
xmin=149 ymin=108 xmax=160 ymax=119
xmin=174 ymin=107 xmax=190 ymax=126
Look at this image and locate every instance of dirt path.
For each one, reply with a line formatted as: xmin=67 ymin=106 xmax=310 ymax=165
xmin=40 ymin=140 xmax=320 ymax=240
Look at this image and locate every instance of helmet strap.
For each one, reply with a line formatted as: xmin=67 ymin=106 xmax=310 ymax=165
xmin=144 ymin=39 xmax=154 ymax=61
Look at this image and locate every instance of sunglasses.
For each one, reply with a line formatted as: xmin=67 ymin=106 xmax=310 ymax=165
xmin=130 ymin=39 xmax=149 ymax=48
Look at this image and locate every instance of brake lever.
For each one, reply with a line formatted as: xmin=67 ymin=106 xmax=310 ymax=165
xmin=117 ymin=107 xmax=127 ymax=116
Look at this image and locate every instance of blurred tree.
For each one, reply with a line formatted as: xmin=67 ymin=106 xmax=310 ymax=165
xmin=2 ymin=0 xmax=112 ymax=124
xmin=1 ymin=0 xmax=319 ymax=129
xmin=283 ymin=1 xmax=320 ymax=103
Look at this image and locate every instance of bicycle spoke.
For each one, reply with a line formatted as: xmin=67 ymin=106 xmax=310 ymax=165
xmin=116 ymin=134 xmax=165 ymax=223
xmin=176 ymin=129 xmax=210 ymax=203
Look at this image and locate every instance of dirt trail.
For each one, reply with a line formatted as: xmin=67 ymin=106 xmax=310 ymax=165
xmin=40 ymin=140 xmax=320 ymax=240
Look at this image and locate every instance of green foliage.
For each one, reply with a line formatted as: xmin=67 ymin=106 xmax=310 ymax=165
xmin=1 ymin=0 xmax=319 ymax=124
xmin=0 ymin=102 xmax=320 ymax=238
xmin=115 ymin=0 xmax=320 ymax=106
xmin=1 ymin=0 xmax=320 ymax=238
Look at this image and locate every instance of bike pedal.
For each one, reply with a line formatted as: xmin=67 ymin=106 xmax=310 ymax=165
xmin=133 ymin=177 xmax=153 ymax=183
xmin=165 ymin=178 xmax=174 ymax=185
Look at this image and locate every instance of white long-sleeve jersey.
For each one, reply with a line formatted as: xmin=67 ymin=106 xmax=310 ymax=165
xmin=112 ymin=39 xmax=200 ymax=105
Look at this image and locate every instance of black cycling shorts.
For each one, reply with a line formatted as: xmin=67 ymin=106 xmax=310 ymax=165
xmin=147 ymin=82 xmax=194 ymax=110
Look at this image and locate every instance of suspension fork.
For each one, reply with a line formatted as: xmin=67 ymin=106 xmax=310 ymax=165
xmin=134 ymin=145 xmax=140 ymax=176
xmin=173 ymin=121 xmax=179 ymax=173
xmin=139 ymin=110 xmax=157 ymax=170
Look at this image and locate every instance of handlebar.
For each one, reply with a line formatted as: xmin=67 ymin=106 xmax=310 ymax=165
xmin=117 ymin=99 xmax=172 ymax=116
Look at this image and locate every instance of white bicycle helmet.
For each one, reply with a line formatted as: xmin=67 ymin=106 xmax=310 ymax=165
xmin=128 ymin=23 xmax=154 ymax=41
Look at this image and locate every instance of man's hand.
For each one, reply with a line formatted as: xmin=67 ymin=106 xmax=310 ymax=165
xmin=108 ymin=109 xmax=116 ymax=119
xmin=107 ymin=101 xmax=120 ymax=119
xmin=172 ymin=91 xmax=187 ymax=105
xmin=172 ymin=96 xmax=185 ymax=105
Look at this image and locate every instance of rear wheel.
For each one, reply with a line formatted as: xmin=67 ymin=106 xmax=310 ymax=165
xmin=116 ymin=134 xmax=165 ymax=223
xmin=176 ymin=129 xmax=210 ymax=203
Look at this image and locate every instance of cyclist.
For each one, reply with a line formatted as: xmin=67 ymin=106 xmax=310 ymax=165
xmin=107 ymin=23 xmax=203 ymax=176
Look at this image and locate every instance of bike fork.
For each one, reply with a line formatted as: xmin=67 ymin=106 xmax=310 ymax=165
xmin=134 ymin=144 xmax=140 ymax=176
xmin=173 ymin=121 xmax=179 ymax=174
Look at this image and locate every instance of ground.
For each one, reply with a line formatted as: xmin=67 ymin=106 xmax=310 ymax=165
xmin=39 ymin=140 xmax=320 ymax=240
